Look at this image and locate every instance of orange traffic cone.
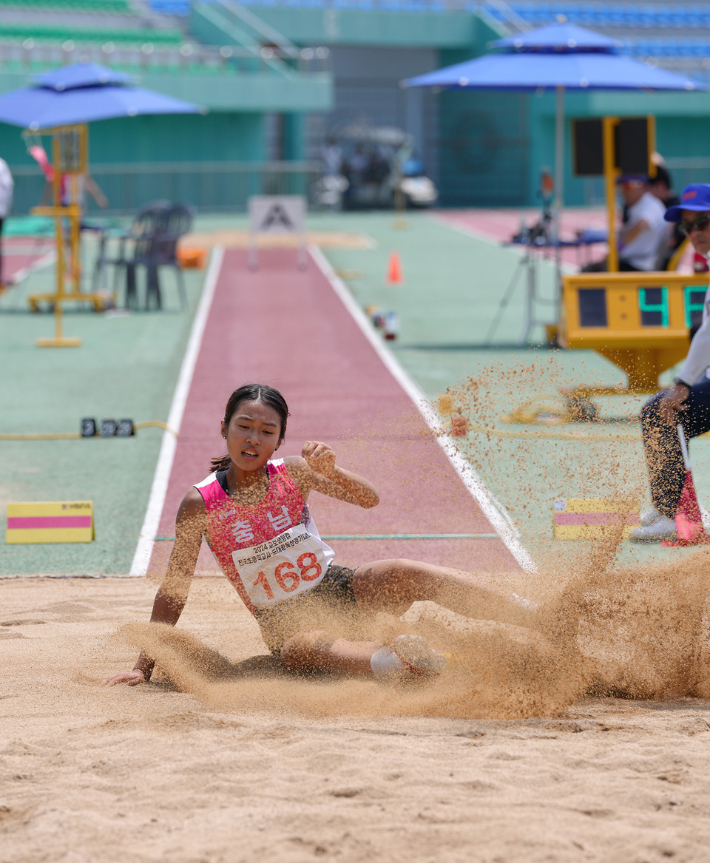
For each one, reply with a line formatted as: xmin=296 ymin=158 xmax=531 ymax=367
xmin=663 ymin=425 xmax=710 ymax=547
xmin=386 ymin=251 xmax=403 ymax=285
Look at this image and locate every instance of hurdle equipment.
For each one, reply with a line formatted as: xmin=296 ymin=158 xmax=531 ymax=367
xmin=663 ymin=426 xmax=710 ymax=547
xmin=6 ymin=501 xmax=94 ymax=544
xmin=553 ymin=498 xmax=639 ymax=540
xmin=451 ymin=415 xmax=469 ymax=438
xmin=383 ymin=311 xmax=400 ymax=340
xmin=437 ymin=394 xmax=453 ymax=416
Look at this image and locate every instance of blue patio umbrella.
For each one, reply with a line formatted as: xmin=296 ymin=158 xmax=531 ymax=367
xmin=404 ymin=23 xmax=705 ymax=208
xmin=0 ymin=62 xmax=201 ymax=129
xmin=0 ymin=63 xmax=202 ymax=347
xmin=406 ymin=51 xmax=703 ymax=93
xmin=493 ymin=22 xmax=620 ymax=52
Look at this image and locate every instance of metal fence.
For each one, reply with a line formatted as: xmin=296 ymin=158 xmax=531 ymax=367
xmin=9 ymin=161 xmax=324 ymax=216
xmin=0 ymin=40 xmax=331 ymax=76
xmin=663 ymin=158 xmax=710 ymax=193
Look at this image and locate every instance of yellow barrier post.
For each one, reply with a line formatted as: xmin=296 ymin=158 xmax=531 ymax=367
xmin=602 ymin=116 xmax=620 ymax=273
xmin=29 ymin=124 xmax=106 ymax=347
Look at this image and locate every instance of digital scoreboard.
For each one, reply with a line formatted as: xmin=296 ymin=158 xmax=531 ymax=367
xmin=561 ymin=273 xmax=707 ymax=392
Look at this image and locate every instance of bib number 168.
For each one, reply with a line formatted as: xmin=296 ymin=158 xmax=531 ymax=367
xmin=253 ymin=552 xmax=322 ymax=600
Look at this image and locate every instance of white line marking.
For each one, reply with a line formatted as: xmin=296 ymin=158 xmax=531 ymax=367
xmin=8 ymin=249 xmax=57 ymax=285
xmin=309 ymin=244 xmax=537 ymax=573
xmin=128 ymin=246 xmax=225 ymax=577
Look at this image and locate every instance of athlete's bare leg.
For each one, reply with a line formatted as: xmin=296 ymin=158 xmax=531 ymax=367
xmin=280 ymin=631 xmax=381 ymax=675
xmin=352 ymin=558 xmax=535 ymax=628
xmin=279 ymin=560 xmax=535 ymax=676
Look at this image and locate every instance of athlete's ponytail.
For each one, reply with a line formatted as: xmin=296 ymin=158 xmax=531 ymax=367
xmin=210 ymin=384 xmax=289 ymax=472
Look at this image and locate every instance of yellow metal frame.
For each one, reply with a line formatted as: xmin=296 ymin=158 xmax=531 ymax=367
xmin=560 ymin=271 xmax=705 ymax=392
xmin=602 ymin=115 xmax=656 ymax=273
xmin=28 ymin=123 xmax=106 ymax=348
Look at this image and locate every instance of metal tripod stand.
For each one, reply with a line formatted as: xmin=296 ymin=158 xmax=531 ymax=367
xmin=485 ymin=214 xmax=560 ymax=346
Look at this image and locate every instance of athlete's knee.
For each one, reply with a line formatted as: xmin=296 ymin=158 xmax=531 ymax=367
xmin=376 ymin=559 xmax=431 ymax=606
xmin=382 ymin=558 xmax=420 ymax=576
xmin=641 ymin=390 xmax=665 ymax=424
xmin=279 ymin=630 xmax=336 ymax=672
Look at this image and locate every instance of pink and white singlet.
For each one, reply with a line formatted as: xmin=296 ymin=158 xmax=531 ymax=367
xmin=195 ymin=459 xmax=335 ymax=616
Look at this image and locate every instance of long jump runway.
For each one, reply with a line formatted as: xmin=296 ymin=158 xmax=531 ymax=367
xmin=145 ymin=247 xmax=529 ymax=578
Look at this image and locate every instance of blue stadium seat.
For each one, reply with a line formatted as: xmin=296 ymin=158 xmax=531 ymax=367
xmin=149 ymin=0 xmax=189 ymax=13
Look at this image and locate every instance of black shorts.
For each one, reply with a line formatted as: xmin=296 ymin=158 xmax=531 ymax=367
xmin=253 ymin=564 xmax=362 ymax=655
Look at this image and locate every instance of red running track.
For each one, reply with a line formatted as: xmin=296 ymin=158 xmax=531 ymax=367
xmin=2 ymin=238 xmax=55 ymax=284
xmin=433 ymin=208 xmax=610 ymax=269
xmin=148 ymin=248 xmax=521 ymax=578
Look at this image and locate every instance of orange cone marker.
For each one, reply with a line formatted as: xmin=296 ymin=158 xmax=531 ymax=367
xmin=386 ymin=251 xmax=403 ymax=285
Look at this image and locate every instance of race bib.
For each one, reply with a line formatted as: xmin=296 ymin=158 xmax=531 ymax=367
xmin=232 ymin=525 xmax=334 ymax=608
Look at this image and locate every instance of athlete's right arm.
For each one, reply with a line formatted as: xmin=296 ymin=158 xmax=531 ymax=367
xmin=100 ymin=488 xmax=207 ymax=687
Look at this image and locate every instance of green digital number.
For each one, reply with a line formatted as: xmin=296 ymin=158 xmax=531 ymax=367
xmin=684 ymin=285 xmax=706 ymax=328
xmin=639 ymin=287 xmax=668 ymax=327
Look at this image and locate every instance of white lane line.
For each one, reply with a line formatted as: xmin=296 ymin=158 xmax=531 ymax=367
xmin=128 ymin=246 xmax=225 ymax=577
xmin=8 ymin=249 xmax=57 ymax=285
xmin=309 ymin=244 xmax=537 ymax=573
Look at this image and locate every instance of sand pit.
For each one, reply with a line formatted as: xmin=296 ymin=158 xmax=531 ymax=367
xmin=181 ymin=229 xmax=375 ymax=250
xmin=4 ymin=558 xmax=710 ymax=862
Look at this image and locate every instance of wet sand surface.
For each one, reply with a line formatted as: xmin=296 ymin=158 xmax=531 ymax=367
xmin=3 ymin=576 xmax=710 ymax=863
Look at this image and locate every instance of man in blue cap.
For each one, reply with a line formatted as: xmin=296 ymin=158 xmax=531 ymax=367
xmin=583 ymin=174 xmax=667 ymax=272
xmin=631 ymin=183 xmax=710 ymax=541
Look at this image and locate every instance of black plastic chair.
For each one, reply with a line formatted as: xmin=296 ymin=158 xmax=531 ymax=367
xmin=91 ymin=201 xmax=170 ymax=308
xmin=144 ymin=203 xmax=194 ymax=311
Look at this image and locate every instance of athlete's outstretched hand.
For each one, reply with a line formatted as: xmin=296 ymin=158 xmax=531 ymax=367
xmin=100 ymin=670 xmax=146 ymax=687
xmin=302 ymin=440 xmax=336 ymax=477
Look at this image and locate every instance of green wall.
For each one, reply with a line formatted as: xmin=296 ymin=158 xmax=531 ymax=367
xmin=1 ymin=112 xmax=268 ymax=214
xmin=1 ymin=112 xmax=265 ymax=176
xmin=87 ymin=112 xmax=264 ymax=163
xmin=213 ymin=6 xmax=480 ymax=48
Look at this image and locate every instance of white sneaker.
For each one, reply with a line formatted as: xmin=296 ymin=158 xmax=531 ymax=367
xmin=392 ymin=634 xmax=448 ymax=677
xmin=629 ymin=515 xmax=677 ymax=542
xmin=639 ymin=506 xmax=663 ymax=527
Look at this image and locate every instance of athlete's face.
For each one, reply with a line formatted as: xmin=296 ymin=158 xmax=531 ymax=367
xmin=221 ymin=399 xmax=283 ymax=472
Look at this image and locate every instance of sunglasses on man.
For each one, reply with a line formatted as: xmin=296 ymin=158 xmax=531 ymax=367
xmin=679 ymin=214 xmax=710 ymax=237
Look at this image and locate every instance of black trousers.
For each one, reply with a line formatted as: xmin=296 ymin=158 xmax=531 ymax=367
xmin=641 ymin=378 xmax=710 ymax=518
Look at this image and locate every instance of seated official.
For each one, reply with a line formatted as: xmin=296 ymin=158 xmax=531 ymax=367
xmin=649 ymin=165 xmax=683 ymax=270
xmin=583 ymin=175 xmax=668 ymax=273
xmin=631 ymin=183 xmax=710 ymax=541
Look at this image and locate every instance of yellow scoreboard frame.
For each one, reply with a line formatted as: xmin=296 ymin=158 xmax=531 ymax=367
xmin=560 ymin=272 xmax=707 ymax=392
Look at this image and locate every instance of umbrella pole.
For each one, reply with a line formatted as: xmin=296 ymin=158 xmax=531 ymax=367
xmin=553 ymin=85 xmax=565 ymax=315
xmin=603 ymin=116 xmax=619 ymax=273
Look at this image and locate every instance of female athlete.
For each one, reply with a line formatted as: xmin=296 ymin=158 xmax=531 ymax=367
xmin=102 ymin=383 xmax=537 ymax=686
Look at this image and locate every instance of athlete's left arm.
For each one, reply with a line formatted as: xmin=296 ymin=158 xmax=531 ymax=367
xmin=285 ymin=443 xmax=379 ymax=508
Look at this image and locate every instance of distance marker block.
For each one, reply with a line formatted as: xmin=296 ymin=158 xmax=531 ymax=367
xmin=553 ymin=498 xmax=639 ymax=540
xmin=6 ymin=501 xmax=94 ymax=544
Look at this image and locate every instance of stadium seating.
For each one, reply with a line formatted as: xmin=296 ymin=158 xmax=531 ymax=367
xmin=149 ymin=0 xmax=191 ymax=14
xmin=0 ymin=0 xmax=133 ymax=10
xmin=0 ymin=23 xmax=184 ymax=44
xmin=507 ymin=3 xmax=710 ymax=30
